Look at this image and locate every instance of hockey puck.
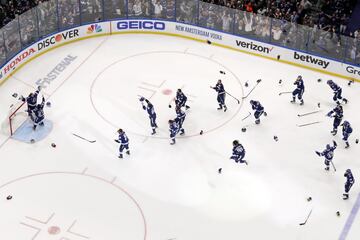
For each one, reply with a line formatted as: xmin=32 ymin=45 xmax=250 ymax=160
xmin=46 ymin=102 xmax=51 ymax=107
xmin=6 ymin=195 xmax=12 ymax=200
xmin=200 ymin=130 xmax=203 ymax=135
xmin=307 ymin=197 xmax=312 ymax=202
xmin=336 ymin=211 xmax=340 ymax=216
xmin=30 ymin=139 xmax=35 ymax=144
xmin=241 ymin=127 xmax=246 ymax=132
xmin=207 ymin=40 xmax=212 ymax=44
xmin=279 ymin=79 xmax=282 ymax=84
xmin=317 ymin=78 xmax=322 ymax=82
xmin=218 ymin=168 xmax=222 ymax=174
xmin=245 ymin=82 xmax=249 ymax=87
xmin=51 ymin=143 xmax=56 ymax=148
xmin=168 ymin=104 xmax=172 ymax=108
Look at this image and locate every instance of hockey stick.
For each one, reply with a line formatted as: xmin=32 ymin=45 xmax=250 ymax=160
xmin=278 ymin=91 xmax=292 ymax=96
xmin=72 ymin=133 xmax=96 ymax=143
xmin=299 ymin=209 xmax=313 ymax=226
xmin=330 ymin=161 xmax=337 ymax=172
xmin=297 ymin=110 xmax=322 ymax=117
xmin=296 ymin=121 xmax=321 ymax=127
xmin=225 ymin=91 xmax=240 ymax=104
xmin=242 ymin=112 xmax=251 ymax=121
xmin=242 ymin=79 xmax=262 ymax=99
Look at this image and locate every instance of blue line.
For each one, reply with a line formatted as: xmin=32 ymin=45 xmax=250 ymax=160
xmin=339 ymin=192 xmax=360 ymax=240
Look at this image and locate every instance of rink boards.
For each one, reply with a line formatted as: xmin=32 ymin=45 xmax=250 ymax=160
xmin=0 ymin=19 xmax=359 ymax=86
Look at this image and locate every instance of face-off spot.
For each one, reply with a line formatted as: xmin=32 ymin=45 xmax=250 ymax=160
xmin=162 ymin=89 xmax=172 ymax=95
xmin=48 ymin=226 xmax=61 ymax=235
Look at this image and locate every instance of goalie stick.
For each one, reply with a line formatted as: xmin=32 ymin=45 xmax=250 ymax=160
xmin=297 ymin=110 xmax=322 ymax=117
xmin=242 ymin=79 xmax=262 ymax=99
xmin=299 ymin=209 xmax=313 ymax=226
xmin=72 ymin=133 xmax=96 ymax=143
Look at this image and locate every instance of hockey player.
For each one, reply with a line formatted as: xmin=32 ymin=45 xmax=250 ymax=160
xmin=114 ymin=129 xmax=130 ymax=158
xmin=327 ymin=80 xmax=348 ymax=104
xmin=316 ymin=140 xmax=337 ymax=171
xmin=230 ymin=140 xmax=247 ymax=165
xmin=168 ymin=119 xmax=179 ymax=145
xmin=327 ymin=104 xmax=343 ymax=135
xmin=290 ymin=75 xmax=304 ymax=105
xmin=343 ymin=169 xmax=355 ymax=200
xmin=139 ymin=97 xmax=157 ymax=135
xmin=21 ymin=86 xmax=41 ymax=116
xmin=250 ymin=100 xmax=267 ymax=124
xmin=341 ymin=121 xmax=352 ymax=148
xmin=210 ymin=79 xmax=227 ymax=112
xmin=30 ymin=96 xmax=45 ymax=130
xmin=175 ymin=107 xmax=186 ymax=135
xmin=175 ymin=89 xmax=190 ymax=110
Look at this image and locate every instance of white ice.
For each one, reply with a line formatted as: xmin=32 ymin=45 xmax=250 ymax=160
xmin=0 ymin=34 xmax=359 ymax=240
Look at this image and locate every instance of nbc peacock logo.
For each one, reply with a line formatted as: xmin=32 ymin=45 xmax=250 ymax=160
xmin=87 ymin=24 xmax=102 ymax=34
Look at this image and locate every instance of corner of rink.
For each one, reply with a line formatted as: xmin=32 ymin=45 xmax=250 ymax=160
xmin=12 ymin=119 xmax=53 ymax=143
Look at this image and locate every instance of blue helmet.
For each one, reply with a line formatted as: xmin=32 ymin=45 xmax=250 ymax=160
xmin=327 ymin=80 xmax=333 ymax=85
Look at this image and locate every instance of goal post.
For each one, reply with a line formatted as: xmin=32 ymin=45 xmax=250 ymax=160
xmin=1 ymin=101 xmax=28 ymax=136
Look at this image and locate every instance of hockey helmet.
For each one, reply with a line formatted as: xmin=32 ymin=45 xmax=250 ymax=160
xmin=326 ymin=144 xmax=331 ymax=149
xmin=233 ymin=140 xmax=239 ymax=146
xmin=117 ymin=128 xmax=123 ymax=134
xmin=327 ymin=80 xmax=333 ymax=85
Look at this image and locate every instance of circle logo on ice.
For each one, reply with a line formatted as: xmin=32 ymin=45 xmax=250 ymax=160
xmin=90 ymin=51 xmax=244 ymax=138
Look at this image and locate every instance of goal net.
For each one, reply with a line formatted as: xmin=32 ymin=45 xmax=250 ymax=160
xmin=1 ymin=101 xmax=28 ymax=136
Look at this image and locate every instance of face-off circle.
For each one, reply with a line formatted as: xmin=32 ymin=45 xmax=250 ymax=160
xmin=90 ymin=51 xmax=244 ymax=138
xmin=0 ymin=172 xmax=146 ymax=240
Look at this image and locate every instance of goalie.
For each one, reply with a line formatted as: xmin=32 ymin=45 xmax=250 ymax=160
xmin=20 ymin=86 xmax=41 ymax=116
xmin=31 ymin=96 xmax=46 ymax=130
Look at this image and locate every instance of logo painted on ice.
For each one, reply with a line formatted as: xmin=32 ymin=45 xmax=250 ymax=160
xmin=87 ymin=24 xmax=103 ymax=34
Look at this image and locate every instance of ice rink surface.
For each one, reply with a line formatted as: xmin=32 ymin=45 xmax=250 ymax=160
xmin=0 ymin=34 xmax=359 ymax=240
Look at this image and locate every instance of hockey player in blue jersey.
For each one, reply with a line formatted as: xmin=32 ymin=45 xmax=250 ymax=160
xmin=168 ymin=119 xmax=179 ymax=145
xmin=30 ymin=96 xmax=45 ymax=130
xmin=211 ymin=80 xmax=227 ymax=112
xmin=343 ymin=169 xmax=355 ymax=200
xmin=341 ymin=121 xmax=352 ymax=148
xmin=290 ymin=75 xmax=304 ymax=105
xmin=175 ymin=89 xmax=190 ymax=110
xmin=327 ymin=104 xmax=343 ymax=135
xmin=230 ymin=140 xmax=248 ymax=165
xmin=114 ymin=129 xmax=130 ymax=158
xmin=139 ymin=97 xmax=158 ymax=135
xmin=21 ymin=86 xmax=41 ymax=116
xmin=316 ymin=140 xmax=337 ymax=171
xmin=327 ymin=80 xmax=348 ymax=104
xmin=175 ymin=107 xmax=186 ymax=135
xmin=250 ymin=100 xmax=267 ymax=124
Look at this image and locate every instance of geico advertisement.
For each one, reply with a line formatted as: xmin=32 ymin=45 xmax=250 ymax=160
xmin=114 ymin=20 xmax=166 ymax=31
